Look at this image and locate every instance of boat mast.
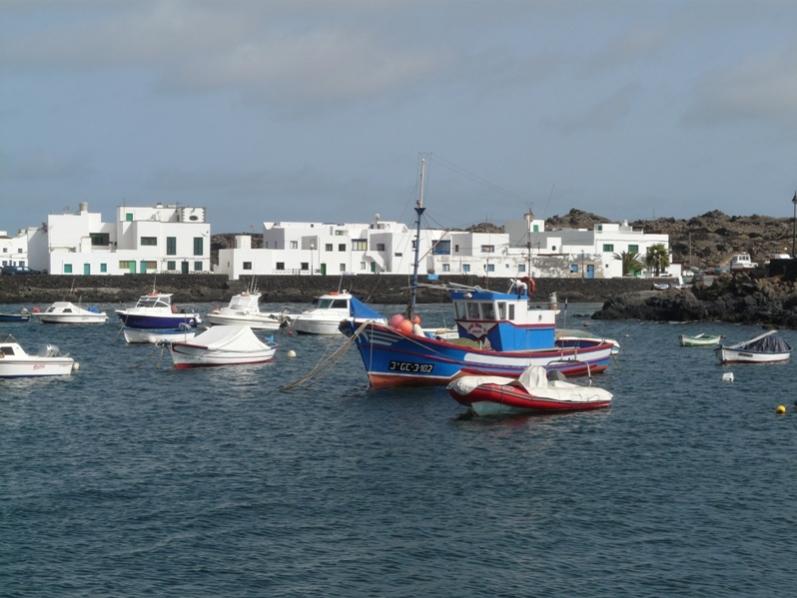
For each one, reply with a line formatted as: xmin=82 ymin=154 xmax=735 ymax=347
xmin=408 ymin=157 xmax=427 ymax=319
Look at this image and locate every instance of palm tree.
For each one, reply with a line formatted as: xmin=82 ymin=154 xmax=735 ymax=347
xmin=645 ymin=244 xmax=670 ymax=276
xmin=614 ymin=250 xmax=643 ymax=277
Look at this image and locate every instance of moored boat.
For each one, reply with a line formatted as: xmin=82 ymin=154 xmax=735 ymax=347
xmin=448 ymin=365 xmax=613 ymax=416
xmin=34 ymin=301 xmax=108 ymax=324
xmin=0 ymin=335 xmax=77 ymax=377
xmin=679 ymin=333 xmax=721 ymax=347
xmin=206 ymin=291 xmax=291 ymax=330
xmin=169 ymin=325 xmax=275 ymax=368
xmin=116 ymin=292 xmax=200 ymax=329
xmin=292 ymin=291 xmax=386 ymax=335
xmin=123 ymin=326 xmax=197 ymax=345
xmin=0 ymin=309 xmax=30 ymax=323
xmin=717 ymin=330 xmax=791 ymax=364
xmin=556 ymin=329 xmax=621 ymax=355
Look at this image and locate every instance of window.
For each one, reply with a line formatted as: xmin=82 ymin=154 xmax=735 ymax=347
xmin=454 ymin=244 xmax=460 ymax=253
xmin=628 ymin=244 xmax=639 ymax=254
xmin=243 ymin=261 xmax=252 ymax=271
xmin=18 ymin=260 xmax=24 ymax=267
xmin=570 ymin=263 xmax=579 ymax=273
xmin=433 ymin=240 xmax=451 ymax=255
xmin=412 ymin=240 xmax=417 ymax=250
xmin=485 ymin=264 xmax=495 ymax=272
xmin=90 ymin=233 xmax=110 ymax=246
xmin=442 ymin=263 xmax=450 ymax=272
xmin=338 ymin=244 xmax=346 ymax=252
xmin=352 ymin=239 xmax=367 ymax=251
xmin=325 ymin=243 xmax=333 ymax=251
xmin=118 ymin=260 xmax=133 ymax=269
xmin=100 ymin=263 xmax=107 ymax=273
xmin=509 ymin=304 xmax=515 ymax=319
xmin=394 ymin=252 xmax=403 ymax=257
xmin=339 ymin=263 xmax=345 ymax=272
xmin=482 ymin=302 xmax=495 ymax=320
xmin=64 ymin=264 xmax=72 ymax=274
xmin=334 ymin=230 xmax=345 ymax=236
xmin=140 ymin=236 xmax=157 ymax=246
xmin=290 ymin=240 xmax=298 ymax=249
xmin=518 ymin=264 xmax=526 ymax=272
xmin=467 ymin=302 xmax=481 ymax=319
xmin=2 ymin=346 xmax=15 ymax=356
xmin=533 ymin=224 xmax=539 ymax=232
xmin=300 ymin=262 xmax=309 ymax=271
xmin=193 ymin=261 xmax=202 ymax=271
xmin=497 ymin=302 xmax=506 ymax=319
xmin=125 ymin=212 xmax=133 ymax=222
xmin=360 ymin=262 xmax=367 ymax=271
xmin=603 ymin=243 xmax=614 ymax=252
xmin=193 ymin=237 xmax=203 ymax=256
xmin=454 ymin=302 xmax=466 ymax=319
xmin=376 ymin=243 xmax=386 ymax=251
xmin=332 ymin=299 xmax=348 ymax=308
xmin=18 ymin=248 xmax=22 ymax=253
xmin=463 ymin=263 xmax=471 ymax=273
xmin=166 ymin=237 xmax=176 ymax=256
xmin=276 ymin=262 xmax=285 ymax=271
xmin=167 ymin=261 xmax=176 ymax=271
xmin=481 ymin=245 xmax=495 ymax=253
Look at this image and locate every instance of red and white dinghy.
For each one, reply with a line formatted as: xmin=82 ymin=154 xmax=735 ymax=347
xmin=169 ymin=325 xmax=275 ymax=368
xmin=448 ymin=365 xmax=612 ymax=416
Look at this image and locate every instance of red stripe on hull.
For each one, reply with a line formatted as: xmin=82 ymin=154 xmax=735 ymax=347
xmin=450 ymin=384 xmax=611 ymax=413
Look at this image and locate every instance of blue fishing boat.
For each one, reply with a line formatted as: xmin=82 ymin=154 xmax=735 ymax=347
xmin=339 ymin=156 xmax=613 ymax=388
xmin=340 ymin=283 xmax=613 ymax=388
xmin=116 ymin=292 xmax=200 ymax=329
xmin=0 ymin=309 xmax=30 ymax=323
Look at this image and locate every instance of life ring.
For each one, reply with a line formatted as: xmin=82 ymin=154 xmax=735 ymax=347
xmin=519 ymin=276 xmax=536 ymax=294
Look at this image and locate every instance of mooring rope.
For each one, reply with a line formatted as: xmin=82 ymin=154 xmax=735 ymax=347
xmin=280 ymin=320 xmax=370 ymax=391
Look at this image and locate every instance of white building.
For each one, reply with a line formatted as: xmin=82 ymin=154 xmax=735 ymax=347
xmin=505 ymin=215 xmax=679 ymax=279
xmin=0 ymin=229 xmax=32 ymax=269
xmin=31 ymin=202 xmax=211 ymax=275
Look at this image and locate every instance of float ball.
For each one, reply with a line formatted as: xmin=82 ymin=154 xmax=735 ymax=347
xmin=776 ymin=405 xmax=787 ymax=415
xmin=389 ymin=314 xmax=405 ymax=329
xmin=398 ymin=319 xmax=414 ymax=335
xmin=287 ymin=350 xmax=297 ymax=358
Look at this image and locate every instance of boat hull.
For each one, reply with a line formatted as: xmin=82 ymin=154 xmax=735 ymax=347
xmin=450 ymin=383 xmax=612 ymax=416
xmin=680 ymin=335 xmax=721 ymax=347
xmin=293 ymin=317 xmax=345 ymax=335
xmin=38 ymin=314 xmax=108 ymax=324
xmin=0 ymin=358 xmax=74 ymax=377
xmin=169 ymin=344 xmax=276 ymax=368
xmin=206 ymin=312 xmax=283 ymax=330
xmin=0 ymin=314 xmax=30 ymax=323
xmin=123 ymin=328 xmax=197 ymax=345
xmin=342 ymin=321 xmax=613 ymax=388
xmin=718 ymin=348 xmax=790 ymax=364
xmin=116 ymin=312 xmax=200 ymax=329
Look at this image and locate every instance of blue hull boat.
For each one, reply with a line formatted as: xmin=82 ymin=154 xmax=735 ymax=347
xmin=115 ymin=291 xmax=200 ymax=330
xmin=0 ymin=312 xmax=30 ymax=323
xmin=117 ymin=313 xmax=199 ymax=329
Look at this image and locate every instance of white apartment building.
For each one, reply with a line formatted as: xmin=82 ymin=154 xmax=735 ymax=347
xmin=216 ymin=217 xmax=450 ymax=280
xmin=505 ymin=215 xmax=679 ymax=279
xmin=0 ymin=229 xmax=32 ymax=269
xmin=31 ymin=202 xmax=211 ymax=275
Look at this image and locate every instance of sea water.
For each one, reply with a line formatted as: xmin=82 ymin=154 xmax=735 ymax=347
xmin=2 ymin=303 xmax=797 ymax=596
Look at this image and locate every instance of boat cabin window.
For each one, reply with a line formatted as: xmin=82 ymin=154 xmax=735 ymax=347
xmin=454 ymin=302 xmax=467 ymax=319
xmin=318 ymin=298 xmax=349 ymax=310
xmin=497 ymin=302 xmax=506 ymax=320
xmin=137 ymin=296 xmax=170 ymax=309
xmin=46 ymin=306 xmax=55 ymax=313
xmin=332 ymin=299 xmax=348 ymax=309
xmin=482 ymin=302 xmax=496 ymax=320
xmin=1 ymin=346 xmax=14 ymax=356
xmin=508 ymin=304 xmax=515 ymax=320
xmin=63 ymin=309 xmax=72 ymax=313
xmin=465 ymin=302 xmax=479 ymax=319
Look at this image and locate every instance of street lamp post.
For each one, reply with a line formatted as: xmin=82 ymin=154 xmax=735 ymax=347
xmin=792 ymin=192 xmax=797 ymax=258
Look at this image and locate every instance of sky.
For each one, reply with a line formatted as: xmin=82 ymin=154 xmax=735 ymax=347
xmin=3 ymin=0 xmax=797 ymax=233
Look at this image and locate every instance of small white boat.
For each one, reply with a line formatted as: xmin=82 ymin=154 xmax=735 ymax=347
xmin=448 ymin=365 xmax=613 ymax=416
xmin=206 ymin=292 xmax=292 ymax=330
xmin=0 ymin=336 xmax=77 ymax=378
xmin=169 ymin=325 xmax=275 ymax=368
xmin=679 ymin=333 xmax=722 ymax=347
xmin=718 ymin=330 xmax=791 ymax=364
xmin=556 ymin=329 xmax=621 ymax=355
xmin=34 ymin=301 xmax=108 ymax=324
xmin=123 ymin=327 xmax=197 ymax=345
xmin=292 ymin=291 xmax=386 ymax=335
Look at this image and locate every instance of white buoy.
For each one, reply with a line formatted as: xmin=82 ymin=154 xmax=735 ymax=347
xmin=722 ymin=372 xmax=734 ymax=383
xmin=72 ymin=362 xmax=80 ymax=371
xmin=287 ymin=350 xmax=297 ymax=358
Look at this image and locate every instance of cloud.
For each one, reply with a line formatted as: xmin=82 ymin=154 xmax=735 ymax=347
xmin=0 ymin=151 xmax=93 ymax=182
xmin=684 ymin=46 xmax=797 ymax=126
xmin=544 ymin=83 xmax=639 ymax=133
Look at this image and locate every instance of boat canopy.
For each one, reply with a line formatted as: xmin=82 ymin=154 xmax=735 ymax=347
xmin=188 ymin=325 xmax=267 ymax=351
xmin=136 ymin=293 xmax=172 ymax=309
xmin=349 ymin=297 xmax=384 ymax=320
xmin=517 ymin=365 xmax=549 ymax=392
xmin=228 ymin=293 xmax=260 ymax=311
xmin=728 ymin=330 xmax=791 ymax=353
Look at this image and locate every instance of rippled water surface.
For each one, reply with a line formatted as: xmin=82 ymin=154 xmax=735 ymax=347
xmin=3 ymin=302 xmax=797 ymax=596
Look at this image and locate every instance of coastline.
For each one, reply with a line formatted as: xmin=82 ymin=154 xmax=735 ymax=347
xmin=0 ymin=274 xmax=668 ymax=305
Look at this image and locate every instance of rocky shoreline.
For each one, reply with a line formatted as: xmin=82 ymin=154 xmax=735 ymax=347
xmin=593 ymin=272 xmax=797 ymax=328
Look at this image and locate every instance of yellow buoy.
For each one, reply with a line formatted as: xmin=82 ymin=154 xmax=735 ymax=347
xmin=776 ymin=404 xmax=786 ymax=415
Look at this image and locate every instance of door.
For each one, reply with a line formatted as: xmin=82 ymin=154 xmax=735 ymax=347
xmin=140 ymin=261 xmax=147 ymax=274
xmin=128 ymin=261 xmax=136 ymax=274
xmin=181 ymin=261 xmax=189 ymax=274
xmin=320 ymin=263 xmax=327 ymax=275
xmin=83 ymin=263 xmax=90 ymax=275
xmin=586 ymin=264 xmax=595 ymax=279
